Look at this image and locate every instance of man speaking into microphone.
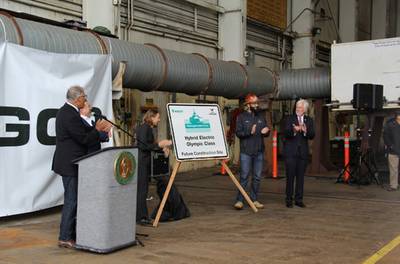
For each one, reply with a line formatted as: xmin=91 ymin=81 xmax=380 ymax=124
xmin=52 ymin=85 xmax=112 ymax=248
xmin=283 ymin=99 xmax=315 ymax=208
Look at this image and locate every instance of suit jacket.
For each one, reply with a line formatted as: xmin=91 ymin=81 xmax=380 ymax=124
xmin=52 ymin=103 xmax=100 ymax=177
xmin=283 ymin=114 xmax=315 ymax=159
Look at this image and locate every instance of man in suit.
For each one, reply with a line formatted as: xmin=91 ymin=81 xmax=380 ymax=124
xmin=283 ymin=99 xmax=315 ymax=208
xmin=80 ymin=101 xmax=110 ymax=153
xmin=52 ymin=86 xmax=111 ymax=248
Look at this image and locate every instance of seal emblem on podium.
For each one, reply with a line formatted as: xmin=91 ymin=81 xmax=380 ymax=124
xmin=114 ymin=151 xmax=136 ymax=185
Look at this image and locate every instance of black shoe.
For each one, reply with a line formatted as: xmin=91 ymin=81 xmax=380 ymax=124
xmin=286 ymin=201 xmax=293 ymax=208
xmin=137 ymin=218 xmax=153 ymax=226
xmin=58 ymin=240 xmax=76 ymax=249
xmin=295 ymin=202 xmax=306 ymax=208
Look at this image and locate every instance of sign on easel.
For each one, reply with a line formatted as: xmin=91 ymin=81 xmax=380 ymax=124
xmin=167 ymin=103 xmax=229 ymax=161
xmin=153 ymin=103 xmax=258 ymax=227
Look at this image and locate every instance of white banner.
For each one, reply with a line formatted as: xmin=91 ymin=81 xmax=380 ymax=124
xmin=167 ymin=103 xmax=229 ymax=161
xmin=0 ymin=42 xmax=113 ymax=217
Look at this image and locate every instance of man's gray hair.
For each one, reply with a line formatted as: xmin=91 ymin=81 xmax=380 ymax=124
xmin=296 ymin=99 xmax=309 ymax=112
xmin=66 ymin=85 xmax=85 ymax=102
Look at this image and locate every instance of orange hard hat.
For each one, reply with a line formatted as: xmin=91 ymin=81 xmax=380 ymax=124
xmin=244 ymin=93 xmax=258 ymax=105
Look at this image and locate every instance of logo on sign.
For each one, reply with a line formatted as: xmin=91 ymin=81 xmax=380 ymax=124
xmin=185 ymin=111 xmax=211 ymax=132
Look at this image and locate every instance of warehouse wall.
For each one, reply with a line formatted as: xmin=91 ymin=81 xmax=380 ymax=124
xmin=0 ymin=0 xmax=82 ymax=21
xmin=246 ymin=0 xmax=291 ymax=69
xmin=119 ymin=0 xmax=218 ymax=56
xmin=112 ymin=0 xmax=222 ymax=172
xmin=0 ymin=0 xmax=296 ymax=172
xmin=246 ymin=18 xmax=292 ymax=70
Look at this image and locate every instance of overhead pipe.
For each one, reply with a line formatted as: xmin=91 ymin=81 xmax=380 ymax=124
xmin=0 ymin=11 xmax=330 ymax=99
xmin=276 ymin=67 xmax=330 ymax=99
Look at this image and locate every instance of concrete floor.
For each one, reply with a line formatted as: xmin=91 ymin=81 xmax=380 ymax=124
xmin=1 ymin=167 xmax=400 ymax=264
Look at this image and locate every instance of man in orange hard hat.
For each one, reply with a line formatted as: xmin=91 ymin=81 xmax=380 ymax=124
xmin=234 ymin=93 xmax=270 ymax=210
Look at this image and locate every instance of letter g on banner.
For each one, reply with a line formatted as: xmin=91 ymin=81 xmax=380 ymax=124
xmin=0 ymin=106 xmax=30 ymax=147
xmin=37 ymin=109 xmax=58 ymax=145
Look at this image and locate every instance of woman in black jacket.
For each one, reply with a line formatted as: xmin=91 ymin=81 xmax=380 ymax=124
xmin=135 ymin=109 xmax=171 ymax=225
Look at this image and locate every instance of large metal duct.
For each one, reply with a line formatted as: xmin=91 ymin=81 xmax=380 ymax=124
xmin=0 ymin=11 xmax=330 ymax=99
xmin=276 ymin=68 xmax=330 ymax=99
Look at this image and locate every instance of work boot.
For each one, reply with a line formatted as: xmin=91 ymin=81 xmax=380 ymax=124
xmin=234 ymin=201 xmax=243 ymax=210
xmin=253 ymin=201 xmax=264 ymax=209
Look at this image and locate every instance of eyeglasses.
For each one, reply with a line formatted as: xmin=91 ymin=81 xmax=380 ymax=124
xmin=79 ymin=94 xmax=87 ymax=100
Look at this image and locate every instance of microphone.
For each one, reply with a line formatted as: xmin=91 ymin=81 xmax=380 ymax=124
xmin=91 ymin=111 xmax=169 ymax=150
xmin=91 ymin=112 xmax=134 ymax=138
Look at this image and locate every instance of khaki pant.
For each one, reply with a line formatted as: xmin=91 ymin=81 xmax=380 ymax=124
xmin=388 ymin=154 xmax=400 ymax=189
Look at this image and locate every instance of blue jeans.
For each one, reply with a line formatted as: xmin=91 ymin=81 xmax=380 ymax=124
xmin=236 ymin=152 xmax=264 ymax=202
xmin=59 ymin=176 xmax=78 ymax=241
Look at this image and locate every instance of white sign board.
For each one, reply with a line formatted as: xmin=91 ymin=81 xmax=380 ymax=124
xmin=0 ymin=42 xmax=113 ymax=216
xmin=167 ymin=103 xmax=229 ymax=161
xmin=332 ymin=37 xmax=400 ymax=110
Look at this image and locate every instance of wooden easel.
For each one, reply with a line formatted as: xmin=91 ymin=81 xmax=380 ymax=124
xmin=153 ymin=159 xmax=258 ymax=227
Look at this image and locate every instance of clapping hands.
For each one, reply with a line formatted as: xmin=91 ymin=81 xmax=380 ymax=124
xmin=252 ymin=125 xmax=269 ymax=135
xmin=261 ymin=127 xmax=270 ymax=135
xmin=251 ymin=124 xmax=257 ymax=135
xmin=95 ymin=119 xmax=112 ymax=133
xmin=293 ymin=123 xmax=307 ymax=134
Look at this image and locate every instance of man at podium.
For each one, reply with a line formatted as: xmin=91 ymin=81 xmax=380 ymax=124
xmin=52 ymin=86 xmax=112 ymax=248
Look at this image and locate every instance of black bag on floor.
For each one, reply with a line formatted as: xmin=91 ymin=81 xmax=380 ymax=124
xmin=151 ymin=176 xmax=190 ymax=222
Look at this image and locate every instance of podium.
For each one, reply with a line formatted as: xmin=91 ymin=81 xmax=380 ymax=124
xmin=73 ymin=147 xmax=138 ymax=253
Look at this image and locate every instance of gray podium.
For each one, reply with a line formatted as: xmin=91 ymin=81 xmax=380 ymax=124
xmin=73 ymin=147 xmax=138 ymax=253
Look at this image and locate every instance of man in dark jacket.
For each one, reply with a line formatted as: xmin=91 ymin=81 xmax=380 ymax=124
xmin=52 ymin=86 xmax=111 ymax=248
xmin=383 ymin=111 xmax=400 ymax=191
xmin=283 ymin=99 xmax=315 ymax=208
xmin=234 ymin=94 xmax=270 ymax=210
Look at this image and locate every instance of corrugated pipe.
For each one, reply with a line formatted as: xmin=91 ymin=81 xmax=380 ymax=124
xmin=276 ymin=67 xmax=331 ymax=99
xmin=0 ymin=11 xmax=330 ymax=99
